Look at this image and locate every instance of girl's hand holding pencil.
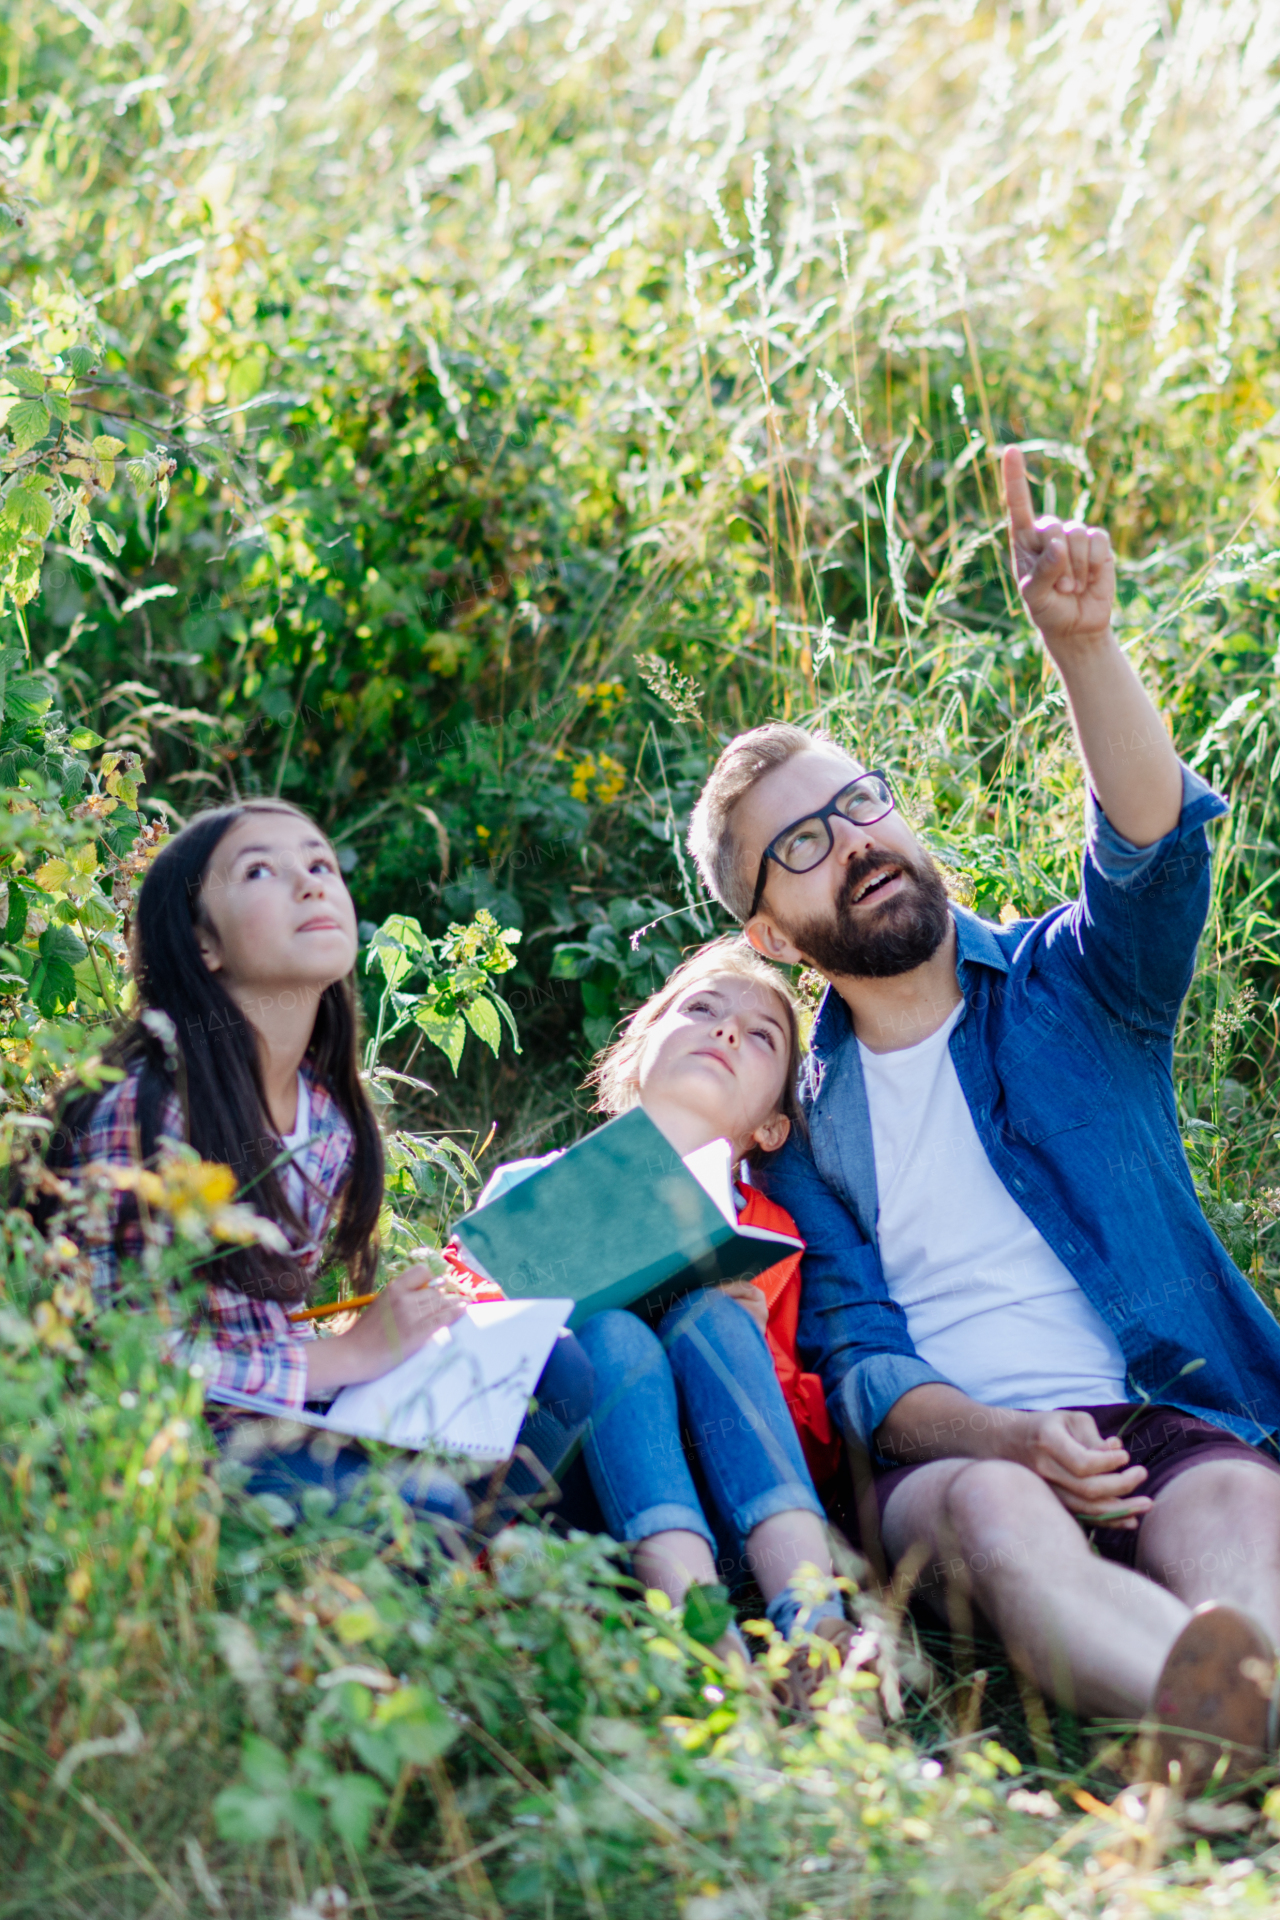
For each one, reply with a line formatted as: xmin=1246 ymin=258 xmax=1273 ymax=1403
xmin=295 ymin=1255 xmax=466 ymax=1400
xmin=290 ymin=1250 xmax=461 ymax=1323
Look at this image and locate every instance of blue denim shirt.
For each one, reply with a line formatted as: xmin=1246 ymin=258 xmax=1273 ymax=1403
xmin=758 ymin=765 xmax=1280 ymax=1461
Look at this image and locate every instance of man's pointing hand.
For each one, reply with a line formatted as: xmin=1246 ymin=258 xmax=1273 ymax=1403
xmin=1003 ymin=444 xmax=1117 ymax=661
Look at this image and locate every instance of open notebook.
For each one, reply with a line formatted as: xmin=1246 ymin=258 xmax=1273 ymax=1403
xmin=204 ymin=1298 xmax=573 ymax=1459
xmin=453 ymin=1107 xmax=801 ymax=1329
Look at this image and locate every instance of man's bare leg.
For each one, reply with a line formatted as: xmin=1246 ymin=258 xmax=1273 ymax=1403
xmin=1137 ymin=1458 xmax=1280 ymax=1641
xmin=881 ymin=1456 xmax=1190 ymax=1718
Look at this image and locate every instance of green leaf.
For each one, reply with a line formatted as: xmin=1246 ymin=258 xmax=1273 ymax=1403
xmin=75 ymin=891 xmax=117 ymax=931
xmin=91 ymin=434 xmax=125 ymax=458
xmin=68 ymin=726 xmax=104 ymax=751
xmin=104 ymin=772 xmax=139 ymax=810
xmin=372 ymin=1684 xmax=459 ymax=1765
xmin=463 ymin=993 xmax=502 ymax=1055
xmin=94 ymin=520 xmax=121 ymax=556
xmin=283 ymin=1788 xmax=324 ymax=1846
xmin=2 ymin=884 xmax=27 ymax=944
xmin=2 ymin=483 xmax=52 ymax=535
xmin=365 ymin=913 xmax=424 ymax=988
xmin=549 ymin=942 xmax=596 ymax=980
xmin=212 ymin=1739 xmax=296 ymax=1842
xmin=3 ymin=673 xmax=53 ymax=727
xmin=492 ymin=990 xmax=522 ymax=1054
xmin=239 ymin=1734 xmax=292 ymax=1792
xmin=67 ymin=347 xmax=98 ymax=376
xmin=39 ymin=923 xmax=88 ymax=967
xmin=580 ymin=977 xmax=619 ymax=1021
xmin=682 ymin=1582 xmax=734 ymax=1648
xmin=8 ymin=399 xmax=50 ymax=454
xmin=0 ymin=945 xmax=34 ymax=988
xmin=45 ymin=391 xmax=71 ymax=425
xmin=586 ymin=923 xmax=624 ymax=962
xmin=28 ymin=954 xmax=76 ymax=1016
xmin=212 ymin=1781 xmax=285 ymax=1844
xmin=389 ymin=1715 xmax=459 ymax=1766
xmin=6 ymin=368 xmax=46 ymax=396
xmin=413 ymin=1002 xmax=467 ymax=1074
xmin=11 ymin=544 xmax=41 ymax=605
xmin=334 ymin=1602 xmax=382 ymax=1644
xmin=348 ymin=1727 xmax=401 ymax=1786
xmin=322 ymin=1771 xmax=387 ymax=1851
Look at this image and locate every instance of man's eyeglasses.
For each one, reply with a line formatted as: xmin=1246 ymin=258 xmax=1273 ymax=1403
xmin=746 ymin=772 xmax=895 ymax=920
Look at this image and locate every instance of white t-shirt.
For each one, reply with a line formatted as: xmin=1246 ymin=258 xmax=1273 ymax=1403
xmin=859 ymin=1004 xmax=1128 ymax=1410
xmin=278 ymin=1072 xmax=311 ymax=1218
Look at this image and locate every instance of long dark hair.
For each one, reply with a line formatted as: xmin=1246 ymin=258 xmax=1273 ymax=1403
xmin=48 ymin=801 xmax=383 ymax=1303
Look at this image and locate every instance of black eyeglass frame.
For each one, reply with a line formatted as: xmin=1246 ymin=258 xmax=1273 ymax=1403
xmin=745 ymin=771 xmax=895 ymax=921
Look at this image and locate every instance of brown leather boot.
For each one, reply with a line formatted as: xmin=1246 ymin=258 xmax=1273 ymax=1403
xmin=1138 ymin=1603 xmax=1278 ymax=1797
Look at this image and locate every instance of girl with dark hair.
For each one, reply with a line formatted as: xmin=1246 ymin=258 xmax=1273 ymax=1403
xmin=50 ymin=800 xmax=591 ymax=1526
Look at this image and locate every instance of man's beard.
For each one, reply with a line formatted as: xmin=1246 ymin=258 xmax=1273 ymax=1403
xmin=786 ymin=849 xmax=952 ymax=979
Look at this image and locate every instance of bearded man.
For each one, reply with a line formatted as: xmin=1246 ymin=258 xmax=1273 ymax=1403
xmin=687 ymin=447 xmax=1280 ymax=1792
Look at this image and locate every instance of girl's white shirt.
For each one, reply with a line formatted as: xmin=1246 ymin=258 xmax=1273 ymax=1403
xmin=277 ymin=1071 xmax=311 ymax=1218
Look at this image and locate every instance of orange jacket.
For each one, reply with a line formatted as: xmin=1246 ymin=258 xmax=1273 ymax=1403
xmin=443 ymin=1184 xmax=841 ymax=1486
xmin=738 ymin=1184 xmax=842 ymax=1486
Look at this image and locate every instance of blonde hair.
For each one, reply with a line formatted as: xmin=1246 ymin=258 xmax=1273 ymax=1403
xmin=585 ymin=935 xmax=804 ymax=1156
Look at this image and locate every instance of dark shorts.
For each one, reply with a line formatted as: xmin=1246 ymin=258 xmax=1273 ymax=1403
xmin=873 ymin=1403 xmax=1280 ymax=1572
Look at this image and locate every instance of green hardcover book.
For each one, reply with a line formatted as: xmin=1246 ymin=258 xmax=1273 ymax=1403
xmin=452 ymin=1107 xmax=802 ymax=1329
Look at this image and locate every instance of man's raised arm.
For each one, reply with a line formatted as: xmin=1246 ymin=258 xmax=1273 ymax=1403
xmin=1003 ymin=445 xmax=1183 ymax=849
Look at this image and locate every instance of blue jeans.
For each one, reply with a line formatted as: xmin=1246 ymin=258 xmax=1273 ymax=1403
xmin=577 ymin=1291 xmax=823 ymax=1586
xmin=231 ymin=1330 xmax=595 ymax=1537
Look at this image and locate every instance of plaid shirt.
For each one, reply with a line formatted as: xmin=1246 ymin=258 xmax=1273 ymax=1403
xmin=70 ymin=1064 xmax=355 ymax=1412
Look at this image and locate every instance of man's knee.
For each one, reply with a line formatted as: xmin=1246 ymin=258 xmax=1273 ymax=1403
xmin=1146 ymin=1459 xmax=1280 ymax=1589
xmin=1161 ymin=1459 xmax=1280 ymax=1533
xmin=939 ymin=1458 xmax=1063 ymax=1561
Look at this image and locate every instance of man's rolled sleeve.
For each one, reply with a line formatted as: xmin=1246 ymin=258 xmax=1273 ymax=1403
xmin=834 ymin=1351 xmax=955 ymax=1454
xmin=1050 ymin=762 xmax=1229 ymax=1041
xmin=1084 ymin=762 xmax=1227 ymax=889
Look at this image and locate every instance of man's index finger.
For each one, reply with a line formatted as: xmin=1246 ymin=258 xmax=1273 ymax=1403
xmin=1002 ymin=445 xmax=1036 ymax=532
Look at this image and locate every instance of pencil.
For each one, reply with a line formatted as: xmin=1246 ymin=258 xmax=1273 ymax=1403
xmin=289 ymin=1292 xmax=380 ymax=1323
xmin=289 ymin=1278 xmax=448 ymax=1323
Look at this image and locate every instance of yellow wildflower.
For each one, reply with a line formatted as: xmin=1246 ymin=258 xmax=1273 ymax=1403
xmin=52 ymin=1275 xmax=92 ymax=1321
xmin=569 ymin=752 xmax=626 ymax=805
xmin=107 ymin=1165 xmax=165 ymax=1210
xmin=102 ymin=1157 xmax=286 ymax=1251
xmin=33 ymin=1300 xmax=82 ymax=1357
xmin=593 ymin=753 xmax=626 ymax=803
